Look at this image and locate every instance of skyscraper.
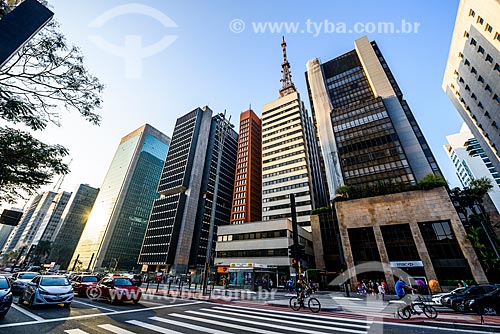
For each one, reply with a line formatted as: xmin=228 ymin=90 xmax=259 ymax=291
xmin=48 ymin=184 xmax=99 ymax=270
xmin=443 ymin=0 xmax=500 ymax=175
xmin=306 ymin=36 xmax=441 ymax=198
xmin=261 ymin=37 xmax=326 ymax=226
xmin=139 ymin=107 xmax=238 ymax=274
xmin=31 ymin=191 xmax=72 ymax=246
xmin=2 ymin=191 xmax=55 ymax=254
xmin=230 ymin=109 xmax=262 ymax=224
xmin=70 ymin=124 xmax=170 ymax=271
xmin=445 ymin=123 xmax=500 ymax=213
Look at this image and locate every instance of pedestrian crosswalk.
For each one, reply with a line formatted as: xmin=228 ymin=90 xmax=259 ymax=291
xmin=64 ymin=304 xmax=372 ymax=334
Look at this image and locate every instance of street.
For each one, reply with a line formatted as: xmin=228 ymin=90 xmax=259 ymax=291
xmin=0 ymin=285 xmax=491 ymax=334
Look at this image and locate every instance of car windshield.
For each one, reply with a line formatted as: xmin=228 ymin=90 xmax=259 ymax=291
xmin=41 ymin=277 xmax=70 ymax=286
xmin=82 ymin=276 xmax=98 ymax=283
xmin=114 ymin=278 xmax=132 ymax=286
xmin=18 ymin=273 xmax=37 ymax=280
xmin=0 ymin=278 xmax=9 ymax=289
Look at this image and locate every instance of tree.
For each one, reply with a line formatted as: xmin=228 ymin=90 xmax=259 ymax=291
xmin=0 ymin=3 xmax=103 ymax=203
xmin=30 ymin=240 xmax=51 ymax=265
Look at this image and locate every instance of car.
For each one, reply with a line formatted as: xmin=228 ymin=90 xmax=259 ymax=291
xmin=466 ymin=287 xmax=500 ymax=315
xmin=432 ymin=287 xmax=466 ymax=306
xmin=0 ymin=277 xmax=13 ymax=319
xmin=8 ymin=272 xmax=39 ymax=295
xmin=444 ymin=284 xmax=499 ymax=312
xmin=96 ymin=276 xmax=141 ymax=304
xmin=71 ymin=275 xmax=99 ymax=297
xmin=19 ymin=275 xmax=73 ymax=307
xmin=125 ymin=274 xmax=143 ymax=287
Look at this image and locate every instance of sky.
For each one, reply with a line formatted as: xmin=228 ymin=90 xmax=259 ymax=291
xmin=3 ymin=0 xmax=465 ymax=209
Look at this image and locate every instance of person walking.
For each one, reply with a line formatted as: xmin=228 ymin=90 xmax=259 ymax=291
xmin=378 ymin=281 xmax=386 ymax=301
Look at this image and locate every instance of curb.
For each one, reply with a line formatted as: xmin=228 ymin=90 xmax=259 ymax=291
xmin=417 ymin=320 xmax=500 ymax=333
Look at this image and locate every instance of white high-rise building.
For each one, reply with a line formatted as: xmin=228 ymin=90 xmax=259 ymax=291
xmin=261 ymin=37 xmax=325 ymax=226
xmin=445 ymin=123 xmax=500 ymax=213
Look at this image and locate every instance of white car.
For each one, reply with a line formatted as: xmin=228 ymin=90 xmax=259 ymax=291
xmin=19 ymin=275 xmax=73 ymax=307
xmin=432 ymin=287 xmax=466 ymax=305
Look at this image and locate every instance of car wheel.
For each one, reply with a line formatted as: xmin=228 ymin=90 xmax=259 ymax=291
xmin=132 ymin=298 xmax=140 ymax=304
xmin=110 ymin=295 xmax=117 ymax=305
xmin=455 ymin=302 xmax=465 ymax=312
xmin=482 ymin=306 xmax=497 ymax=315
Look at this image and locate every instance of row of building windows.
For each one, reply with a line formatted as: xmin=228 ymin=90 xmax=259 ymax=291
xmin=263 ymin=210 xmax=310 ymax=220
xmin=263 ymin=165 xmax=307 ymax=179
xmin=216 ymin=248 xmax=288 ymax=258
xmin=262 ymin=135 xmax=302 ymax=152
xmin=263 ymin=157 xmax=306 ymax=171
xmin=262 ymin=191 xmax=310 ymax=203
xmin=469 ymin=8 xmax=500 ymax=43
xmin=263 ymin=200 xmax=311 ymax=212
xmin=262 ymin=142 xmax=304 ymax=158
xmin=262 ymin=173 xmax=309 ymax=187
xmin=262 ymin=182 xmax=309 ymax=195
xmin=262 ymin=150 xmax=304 ymax=165
xmin=217 ymin=229 xmax=287 ymax=242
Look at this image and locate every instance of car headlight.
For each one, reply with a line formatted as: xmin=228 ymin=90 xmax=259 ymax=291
xmin=0 ymin=293 xmax=12 ymax=302
xmin=38 ymin=288 xmax=50 ymax=295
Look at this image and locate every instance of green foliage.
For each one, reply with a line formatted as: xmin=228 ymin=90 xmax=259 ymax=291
xmin=414 ymin=173 xmax=447 ymax=190
xmin=0 ymin=15 xmax=103 ymax=203
xmin=310 ymin=206 xmax=333 ymax=215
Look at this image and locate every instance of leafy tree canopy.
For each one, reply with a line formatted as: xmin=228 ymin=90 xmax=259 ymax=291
xmin=0 ymin=2 xmax=103 ymax=204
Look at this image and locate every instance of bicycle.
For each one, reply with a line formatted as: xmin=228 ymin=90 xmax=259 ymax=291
xmin=397 ymin=296 xmax=438 ymax=320
xmin=289 ymin=286 xmax=321 ymax=313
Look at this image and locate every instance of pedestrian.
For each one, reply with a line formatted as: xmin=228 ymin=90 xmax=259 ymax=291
xmin=378 ymin=282 xmax=386 ymax=301
xmin=269 ymin=278 xmax=273 ymax=291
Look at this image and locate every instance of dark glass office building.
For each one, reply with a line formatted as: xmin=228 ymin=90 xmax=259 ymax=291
xmin=139 ymin=106 xmax=238 ymax=275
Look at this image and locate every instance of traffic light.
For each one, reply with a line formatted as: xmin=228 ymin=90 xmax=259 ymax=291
xmin=288 ymin=245 xmax=295 ymax=258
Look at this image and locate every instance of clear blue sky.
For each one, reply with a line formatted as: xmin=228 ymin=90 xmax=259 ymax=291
xmin=13 ymin=0 xmax=464 ymax=206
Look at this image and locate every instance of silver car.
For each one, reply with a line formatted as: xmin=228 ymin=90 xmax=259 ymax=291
xmin=19 ymin=275 xmax=73 ymax=307
xmin=8 ymin=272 xmax=39 ymax=295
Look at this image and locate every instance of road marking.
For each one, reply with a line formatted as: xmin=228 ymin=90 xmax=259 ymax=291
xmin=155 ymin=314 xmax=277 ymax=334
xmin=72 ymin=299 xmax=116 ymax=312
xmin=127 ymin=320 xmax=185 ymax=333
xmin=135 ymin=300 xmax=163 ymax=306
xmin=0 ymin=301 xmax=203 ymax=329
xmin=99 ymin=323 xmax=138 ymax=334
xmin=221 ymin=304 xmax=373 ymax=324
xmin=148 ymin=317 xmax=232 ymax=334
xmin=10 ymin=303 xmax=44 ymax=321
xmin=65 ymin=330 xmax=89 ymax=334
xmin=204 ymin=309 xmax=370 ymax=333
xmin=171 ymin=312 xmax=333 ymax=334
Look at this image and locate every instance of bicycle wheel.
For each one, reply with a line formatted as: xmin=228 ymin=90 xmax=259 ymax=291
xmin=423 ymin=305 xmax=438 ymax=319
xmin=397 ymin=307 xmax=412 ymax=320
xmin=289 ymin=296 xmax=301 ymax=311
xmin=308 ymin=297 xmax=321 ymax=313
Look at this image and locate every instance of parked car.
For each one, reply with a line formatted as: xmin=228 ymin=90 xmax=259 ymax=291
xmin=19 ymin=275 xmax=73 ymax=307
xmin=126 ymin=274 xmax=143 ymax=287
xmin=0 ymin=276 xmax=13 ymax=318
xmin=466 ymin=287 xmax=500 ymax=315
xmin=96 ymin=276 xmax=141 ymax=304
xmin=71 ymin=275 xmax=99 ymax=297
xmin=432 ymin=287 xmax=466 ymax=306
xmin=443 ymin=284 xmax=499 ymax=312
xmin=8 ymin=272 xmax=39 ymax=295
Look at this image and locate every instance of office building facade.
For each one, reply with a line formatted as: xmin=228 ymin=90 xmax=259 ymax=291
xmin=31 ymin=191 xmax=72 ymax=246
xmin=443 ymin=0 xmax=500 ymax=176
xmin=261 ymin=37 xmax=326 ymax=226
xmin=306 ymin=36 xmax=441 ymax=199
xmin=48 ymin=184 xmax=99 ymax=270
xmin=71 ymin=124 xmax=170 ymax=271
xmin=139 ymin=107 xmax=238 ymax=275
xmin=230 ymin=109 xmax=262 ymax=224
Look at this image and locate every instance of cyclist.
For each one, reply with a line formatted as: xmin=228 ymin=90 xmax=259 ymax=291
xmin=296 ymin=275 xmax=306 ymax=300
xmin=395 ymin=276 xmax=419 ymax=314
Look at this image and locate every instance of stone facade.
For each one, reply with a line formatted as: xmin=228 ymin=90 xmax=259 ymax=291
xmin=335 ymin=187 xmax=488 ymax=288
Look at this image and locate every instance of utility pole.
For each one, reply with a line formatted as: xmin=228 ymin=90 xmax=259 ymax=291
xmin=203 ymin=112 xmax=231 ymax=295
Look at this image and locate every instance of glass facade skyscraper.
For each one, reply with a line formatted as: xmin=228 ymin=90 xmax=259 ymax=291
xmin=306 ymin=36 xmax=441 ymax=198
xmin=71 ymin=124 xmax=170 ymax=271
xmin=139 ymin=106 xmax=238 ymax=275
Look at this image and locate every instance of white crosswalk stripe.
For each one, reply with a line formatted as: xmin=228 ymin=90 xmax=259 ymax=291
xmin=65 ymin=330 xmax=89 ymax=334
xmin=126 ymin=320 xmax=186 ymax=333
xmin=97 ymin=324 xmax=138 ymax=334
xmin=142 ymin=317 xmax=233 ymax=334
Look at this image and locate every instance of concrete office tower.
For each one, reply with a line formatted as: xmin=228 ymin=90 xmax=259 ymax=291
xmin=48 ymin=184 xmax=99 ymax=270
xmin=443 ymin=0 xmax=500 ymax=176
xmin=306 ymin=36 xmax=441 ymax=198
xmin=31 ymin=191 xmax=72 ymax=246
xmin=71 ymin=124 xmax=170 ymax=271
xmin=139 ymin=107 xmax=238 ymax=275
xmin=445 ymin=123 xmax=500 ymax=213
xmin=2 ymin=191 xmax=56 ymax=254
xmin=230 ymin=109 xmax=262 ymax=224
xmin=261 ymin=37 xmax=326 ymax=226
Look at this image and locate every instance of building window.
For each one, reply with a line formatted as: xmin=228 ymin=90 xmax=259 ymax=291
xmin=494 ymin=63 xmax=500 ymax=73
xmin=493 ymin=121 xmax=498 ymax=129
xmin=471 ymin=93 xmax=477 ymax=100
xmin=478 ymin=17 xmax=484 ymax=25
xmin=381 ymin=224 xmax=420 ymax=261
xmin=486 ymin=54 xmax=493 ymax=63
xmin=494 ymin=94 xmax=500 ymax=103
xmin=478 ymin=102 xmax=484 ymax=109
xmin=478 ymin=75 xmax=485 ymax=83
xmin=464 ymin=59 xmax=470 ymax=66
xmin=469 ymin=9 xmax=475 ymax=17
xmin=485 ymin=84 xmax=492 ymax=93
xmin=486 ymin=24 xmax=493 ymax=33
xmin=470 ymin=38 xmax=477 ymax=46
xmin=471 ymin=67 xmax=477 ymax=74
xmin=348 ymin=227 xmax=381 ymax=263
xmin=478 ymin=46 xmax=485 ymax=54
